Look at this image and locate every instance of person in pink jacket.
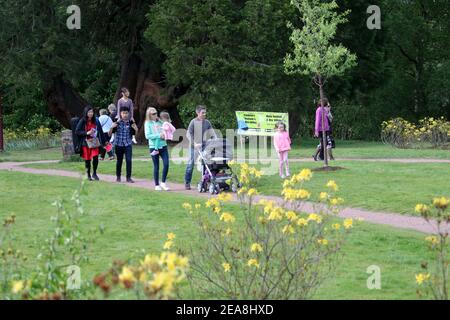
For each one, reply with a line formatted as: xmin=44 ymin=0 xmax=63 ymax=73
xmin=273 ymin=121 xmax=292 ymax=179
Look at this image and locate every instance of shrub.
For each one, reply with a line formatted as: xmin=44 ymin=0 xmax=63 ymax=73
xmin=4 ymin=127 xmax=60 ymax=151
xmin=381 ymin=117 xmax=450 ymax=149
xmin=182 ymin=163 xmax=353 ymax=299
xmin=415 ymin=197 xmax=450 ymax=300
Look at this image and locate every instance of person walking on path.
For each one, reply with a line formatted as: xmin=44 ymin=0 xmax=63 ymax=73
xmin=109 ymin=108 xmax=138 ymax=183
xmin=273 ymin=121 xmax=291 ymax=179
xmin=313 ymin=98 xmax=334 ymax=162
xmin=75 ymin=106 xmax=106 ymax=181
xmin=144 ymin=107 xmax=170 ymax=191
xmin=184 ymin=105 xmax=216 ymax=190
xmin=117 ymin=87 xmax=137 ymax=144
xmin=98 ymin=109 xmax=115 ymax=161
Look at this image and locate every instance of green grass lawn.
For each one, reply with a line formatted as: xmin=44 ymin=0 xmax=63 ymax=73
xmin=0 ymin=171 xmax=432 ymax=299
xmin=24 ymin=158 xmax=449 ymax=215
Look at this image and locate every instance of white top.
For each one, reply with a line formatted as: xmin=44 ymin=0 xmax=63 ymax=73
xmin=99 ymin=115 xmax=113 ymax=133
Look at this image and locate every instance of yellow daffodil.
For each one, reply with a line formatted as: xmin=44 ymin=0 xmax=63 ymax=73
xmin=11 ymin=280 xmax=24 ymax=294
xmin=247 ymin=259 xmax=260 ymax=268
xmin=222 ymin=262 xmax=231 ymax=272
xmin=251 ymin=243 xmax=263 ymax=253
xmin=218 ymin=193 xmax=233 ymax=202
xmin=317 ymin=238 xmax=329 ymax=246
xmin=163 ymin=240 xmax=174 ymax=250
xmin=297 ymin=218 xmax=308 ymax=227
xmin=282 ymin=225 xmax=295 ymax=235
xmin=307 ymin=213 xmax=323 ymax=224
xmin=319 ymin=192 xmax=328 ymax=201
xmin=326 ymin=180 xmax=339 ymax=191
xmin=182 ymin=203 xmax=192 ymax=210
xmin=268 ymin=208 xmax=284 ymax=221
xmin=415 ymin=204 xmax=429 ymax=214
xmin=415 ymin=273 xmax=430 ymax=285
xmin=247 ymin=188 xmax=258 ymax=197
xmin=285 ymin=211 xmax=298 ymax=222
xmin=119 ymin=267 xmax=136 ymax=286
xmin=332 ymin=223 xmax=341 ymax=230
xmin=167 ymin=233 xmax=176 ymax=241
xmin=433 ymin=197 xmax=449 ymax=210
xmin=425 ymin=236 xmax=439 ymax=245
xmin=343 ymin=218 xmax=353 ymax=229
xmin=220 ymin=212 xmax=236 ymax=223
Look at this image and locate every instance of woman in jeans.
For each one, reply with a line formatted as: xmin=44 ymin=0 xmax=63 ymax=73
xmin=144 ymin=107 xmax=170 ymax=191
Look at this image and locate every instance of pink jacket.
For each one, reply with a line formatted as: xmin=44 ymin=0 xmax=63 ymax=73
xmin=315 ymin=106 xmax=330 ymax=136
xmin=274 ymin=131 xmax=291 ymax=152
xmin=162 ymin=122 xmax=176 ymax=141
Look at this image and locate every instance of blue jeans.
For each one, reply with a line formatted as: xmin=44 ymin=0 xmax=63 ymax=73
xmin=115 ymin=145 xmax=132 ymax=179
xmin=150 ymin=146 xmax=169 ymax=186
xmin=184 ymin=146 xmax=201 ymax=185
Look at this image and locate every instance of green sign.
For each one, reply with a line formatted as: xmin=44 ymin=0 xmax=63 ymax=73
xmin=236 ymin=111 xmax=289 ymax=136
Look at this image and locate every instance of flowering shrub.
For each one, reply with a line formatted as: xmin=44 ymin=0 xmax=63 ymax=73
xmin=381 ymin=117 xmax=450 ymax=149
xmin=92 ymin=233 xmax=189 ymax=300
xmin=182 ymin=163 xmax=354 ymax=300
xmin=415 ymin=197 xmax=450 ymax=300
xmin=3 ymin=127 xmax=60 ymax=150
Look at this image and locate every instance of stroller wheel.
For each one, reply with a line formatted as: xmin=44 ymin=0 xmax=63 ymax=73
xmin=209 ymin=183 xmax=216 ymax=195
xmin=197 ymin=182 xmax=204 ymax=193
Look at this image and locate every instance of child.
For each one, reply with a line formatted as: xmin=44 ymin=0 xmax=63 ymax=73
xmin=109 ymin=108 xmax=138 ymax=183
xmin=98 ymin=109 xmax=115 ymax=160
xmin=117 ymin=87 xmax=138 ymax=144
xmin=150 ymin=111 xmax=176 ymax=156
xmin=273 ymin=121 xmax=291 ymax=179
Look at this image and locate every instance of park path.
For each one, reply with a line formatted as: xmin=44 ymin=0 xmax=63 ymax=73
xmin=0 ymin=160 xmax=448 ymax=235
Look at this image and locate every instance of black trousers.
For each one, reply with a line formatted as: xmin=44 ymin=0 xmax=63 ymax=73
xmin=115 ymin=145 xmax=132 ymax=179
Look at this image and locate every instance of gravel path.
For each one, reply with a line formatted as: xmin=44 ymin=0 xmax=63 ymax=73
xmin=1 ymin=160 xmax=448 ymax=235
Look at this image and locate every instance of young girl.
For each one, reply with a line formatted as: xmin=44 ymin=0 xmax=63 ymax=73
xmin=273 ymin=121 xmax=291 ymax=179
xmin=313 ymin=98 xmax=334 ymax=161
xmin=150 ymin=111 xmax=176 ymax=156
xmin=116 ymin=87 xmax=138 ymax=144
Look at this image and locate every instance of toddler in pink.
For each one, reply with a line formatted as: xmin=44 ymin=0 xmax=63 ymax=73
xmin=151 ymin=111 xmax=176 ymax=156
xmin=273 ymin=121 xmax=291 ymax=178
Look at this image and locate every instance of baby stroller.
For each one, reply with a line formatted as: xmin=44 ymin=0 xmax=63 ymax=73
xmin=197 ymin=138 xmax=240 ymax=194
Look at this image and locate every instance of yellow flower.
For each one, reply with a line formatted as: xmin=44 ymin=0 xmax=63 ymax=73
xmin=164 ymin=240 xmax=174 ymax=250
xmin=205 ymin=198 xmax=220 ymax=208
xmin=282 ymin=225 xmax=295 ymax=234
xmin=141 ymin=254 xmax=160 ymax=268
xmin=11 ymin=280 xmax=24 ymax=294
xmin=326 ymin=180 xmax=339 ymax=191
xmin=329 ymin=198 xmax=344 ymax=206
xmin=220 ymin=212 xmax=236 ymax=223
xmin=150 ymin=271 xmax=175 ymax=296
xmin=238 ymin=187 xmax=248 ymax=196
xmin=425 ymin=236 xmax=439 ymax=245
xmin=247 ymin=188 xmax=258 ymax=197
xmin=247 ymin=259 xmax=260 ymax=268
xmin=224 ymin=228 xmax=232 ymax=235
xmin=307 ymin=213 xmax=322 ymax=224
xmin=282 ymin=188 xmax=311 ymax=201
xmin=343 ymin=218 xmax=353 ymax=229
xmin=319 ymin=192 xmax=328 ymax=201
xmin=195 ymin=203 xmax=202 ymax=209
xmin=222 ymin=262 xmax=231 ymax=272
xmin=332 ymin=223 xmax=341 ymax=230
xmin=217 ymin=193 xmax=232 ymax=202
xmin=213 ymin=206 xmax=222 ymax=215
xmin=433 ymin=197 xmax=449 ymax=210
xmin=167 ymin=233 xmax=176 ymax=241
xmin=182 ymin=203 xmax=192 ymax=210
xmin=317 ymin=238 xmax=329 ymax=246
xmin=298 ymin=169 xmax=313 ymax=181
xmin=251 ymin=243 xmax=263 ymax=253
xmin=267 ymin=207 xmax=284 ymax=221
xmin=285 ymin=211 xmax=298 ymax=222
xmin=119 ymin=267 xmax=136 ymax=286
xmin=415 ymin=273 xmax=430 ymax=285
xmin=297 ymin=218 xmax=308 ymax=227
xmin=415 ymin=204 xmax=429 ymax=214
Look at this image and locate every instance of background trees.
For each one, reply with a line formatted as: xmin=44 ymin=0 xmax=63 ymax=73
xmin=0 ymin=0 xmax=449 ymax=141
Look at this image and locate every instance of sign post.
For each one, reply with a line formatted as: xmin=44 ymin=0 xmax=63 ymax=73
xmin=235 ymin=111 xmax=289 ymax=149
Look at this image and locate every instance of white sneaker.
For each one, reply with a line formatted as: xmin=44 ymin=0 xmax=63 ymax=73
xmin=160 ymin=182 xmax=170 ymax=191
xmin=132 ymin=137 xmax=138 ymax=144
xmin=281 ymin=175 xmax=286 ymax=179
xmin=155 ymin=185 xmax=163 ymax=191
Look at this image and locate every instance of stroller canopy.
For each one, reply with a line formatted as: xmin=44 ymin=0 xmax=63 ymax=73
xmin=202 ymin=138 xmax=233 ymax=163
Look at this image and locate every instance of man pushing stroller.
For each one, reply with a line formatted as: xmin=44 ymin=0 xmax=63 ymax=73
xmin=184 ymin=105 xmax=217 ymax=190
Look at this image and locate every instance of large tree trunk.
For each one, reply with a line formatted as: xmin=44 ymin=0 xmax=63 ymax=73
xmin=44 ymin=74 xmax=88 ymax=129
xmin=114 ymin=53 xmax=185 ymax=143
